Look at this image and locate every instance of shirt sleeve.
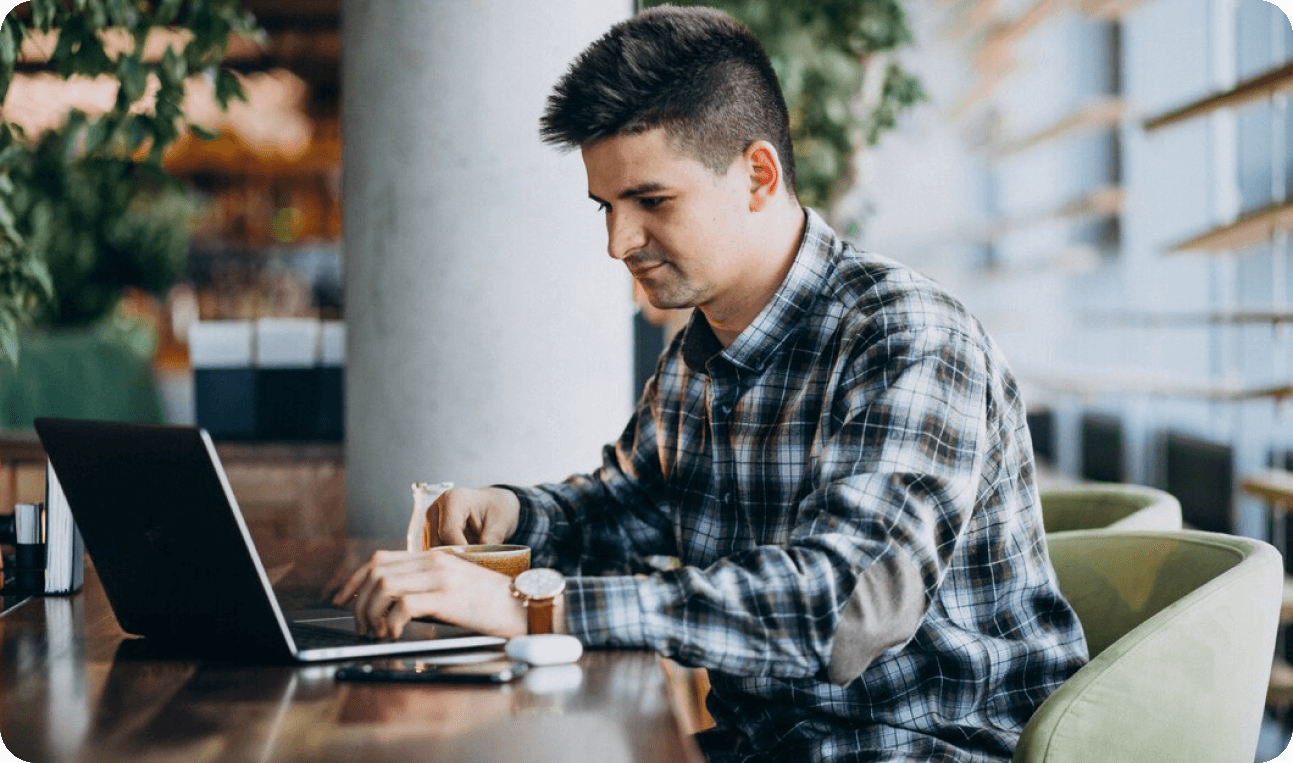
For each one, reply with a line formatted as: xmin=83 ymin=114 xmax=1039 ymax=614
xmin=556 ymin=323 xmax=998 ymax=686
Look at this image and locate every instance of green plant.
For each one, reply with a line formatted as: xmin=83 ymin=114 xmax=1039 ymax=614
xmin=639 ymin=0 xmax=925 ymax=210
xmin=0 ymin=0 xmax=259 ymax=363
xmin=6 ymin=112 xmax=200 ymax=327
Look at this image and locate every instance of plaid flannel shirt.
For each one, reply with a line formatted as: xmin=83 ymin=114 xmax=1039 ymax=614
xmin=507 ymin=208 xmax=1088 ymax=762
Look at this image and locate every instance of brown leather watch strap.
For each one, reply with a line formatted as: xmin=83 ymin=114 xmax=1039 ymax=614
xmin=525 ymin=597 xmax=556 ymax=634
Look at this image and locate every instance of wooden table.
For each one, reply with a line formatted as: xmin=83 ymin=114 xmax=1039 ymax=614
xmin=0 ymin=545 xmax=705 ymax=763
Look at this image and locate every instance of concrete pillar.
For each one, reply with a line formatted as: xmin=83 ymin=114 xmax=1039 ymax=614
xmin=342 ymin=0 xmax=635 ymax=538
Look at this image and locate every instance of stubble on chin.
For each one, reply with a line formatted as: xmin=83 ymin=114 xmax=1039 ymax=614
xmin=637 ymin=272 xmax=705 ymax=311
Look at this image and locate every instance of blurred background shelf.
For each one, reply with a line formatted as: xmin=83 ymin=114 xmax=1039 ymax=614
xmin=1169 ymin=200 xmax=1293 ymax=253
xmin=1077 ymin=0 xmax=1151 ymax=20
xmin=975 ymin=0 xmax=1063 ymax=69
xmin=1020 ymin=372 xmax=1293 ymax=402
xmin=1079 ymin=311 xmax=1293 ymax=326
xmin=992 ymin=97 xmax=1125 ymax=157
xmin=1143 ymin=61 xmax=1293 ymax=131
xmin=1242 ymin=469 xmax=1293 ymax=507
xmin=976 ymin=185 xmax=1124 ymax=243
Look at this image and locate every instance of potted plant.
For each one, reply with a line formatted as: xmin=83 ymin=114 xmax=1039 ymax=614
xmin=0 ymin=0 xmax=258 ymax=426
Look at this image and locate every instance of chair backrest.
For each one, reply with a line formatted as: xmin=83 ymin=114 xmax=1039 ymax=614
xmin=1039 ymin=483 xmax=1182 ymax=534
xmin=1015 ymin=530 xmax=1282 ymax=763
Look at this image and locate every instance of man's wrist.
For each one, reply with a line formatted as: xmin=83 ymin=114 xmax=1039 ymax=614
xmin=489 ymin=484 xmax=533 ymax=542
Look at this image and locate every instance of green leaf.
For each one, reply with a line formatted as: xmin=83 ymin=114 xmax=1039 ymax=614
xmin=149 ymin=120 xmax=178 ymax=162
xmin=156 ymin=0 xmax=182 ymax=26
xmin=188 ymin=122 xmax=220 ymax=142
xmin=0 ymin=18 xmax=17 ymax=71
xmin=161 ymin=45 xmax=185 ymax=86
xmin=128 ymin=18 xmax=148 ymax=56
xmin=60 ymin=110 xmax=88 ymax=155
xmin=105 ymin=0 xmax=132 ymax=27
xmin=117 ymin=55 xmax=148 ymax=104
xmin=1 ymin=321 xmax=19 ymax=366
xmin=51 ymin=21 xmax=78 ymax=78
xmin=154 ymin=89 xmax=182 ymax=126
xmin=0 ymin=144 xmax=24 ymax=173
xmin=214 ymin=68 xmax=246 ymax=109
xmin=127 ymin=113 xmax=152 ymax=153
xmin=0 ymin=200 xmax=22 ymax=246
xmin=3 ymin=15 xmax=21 ymax=53
xmin=27 ymin=261 xmax=54 ymax=301
xmin=83 ymin=115 xmax=115 ymax=156
xmin=0 ymin=308 xmax=18 ymax=343
xmin=86 ymin=0 xmax=108 ymax=29
xmin=70 ymin=30 xmax=112 ymax=77
xmin=31 ymin=0 xmax=57 ymax=32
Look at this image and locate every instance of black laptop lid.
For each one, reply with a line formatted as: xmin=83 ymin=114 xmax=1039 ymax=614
xmin=34 ymin=417 xmax=292 ymax=659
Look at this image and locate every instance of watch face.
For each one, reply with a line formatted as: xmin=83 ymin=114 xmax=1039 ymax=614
xmin=515 ymin=568 xmax=565 ymax=599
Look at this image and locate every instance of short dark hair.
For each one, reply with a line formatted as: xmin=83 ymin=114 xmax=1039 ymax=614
xmin=540 ymin=5 xmax=796 ymax=198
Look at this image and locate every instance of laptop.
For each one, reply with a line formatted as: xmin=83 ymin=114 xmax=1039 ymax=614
xmin=32 ymin=417 xmax=506 ymax=662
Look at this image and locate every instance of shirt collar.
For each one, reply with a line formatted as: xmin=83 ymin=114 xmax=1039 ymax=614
xmin=681 ymin=207 xmax=837 ymax=375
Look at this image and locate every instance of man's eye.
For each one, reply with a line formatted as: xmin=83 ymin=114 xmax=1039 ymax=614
xmin=639 ymin=197 xmax=665 ymax=209
xmin=595 ymin=201 xmax=611 ymax=214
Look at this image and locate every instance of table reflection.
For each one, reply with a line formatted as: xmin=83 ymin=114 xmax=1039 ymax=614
xmin=0 ymin=548 xmax=704 ymax=763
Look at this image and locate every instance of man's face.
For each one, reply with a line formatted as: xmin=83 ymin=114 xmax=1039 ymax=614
xmin=582 ymin=128 xmax=754 ymax=313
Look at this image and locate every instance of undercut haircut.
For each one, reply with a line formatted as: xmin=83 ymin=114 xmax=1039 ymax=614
xmin=540 ymin=5 xmax=797 ymax=198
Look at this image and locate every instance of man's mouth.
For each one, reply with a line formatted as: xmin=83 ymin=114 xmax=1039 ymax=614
xmin=628 ymin=259 xmax=667 ymax=277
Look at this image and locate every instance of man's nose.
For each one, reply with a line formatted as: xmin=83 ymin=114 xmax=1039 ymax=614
xmin=606 ymin=211 xmax=646 ymax=261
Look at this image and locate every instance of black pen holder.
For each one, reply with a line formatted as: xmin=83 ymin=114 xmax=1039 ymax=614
xmin=13 ymin=542 xmax=45 ymax=592
xmin=7 ymin=501 xmax=46 ymax=594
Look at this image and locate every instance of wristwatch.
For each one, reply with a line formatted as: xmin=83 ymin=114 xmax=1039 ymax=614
xmin=511 ymin=568 xmax=566 ymax=634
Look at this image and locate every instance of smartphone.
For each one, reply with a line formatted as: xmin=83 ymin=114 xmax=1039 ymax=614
xmin=335 ymin=656 xmax=528 ymax=684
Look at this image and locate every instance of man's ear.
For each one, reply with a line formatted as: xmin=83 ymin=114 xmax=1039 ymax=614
xmin=745 ymin=141 xmax=782 ymax=212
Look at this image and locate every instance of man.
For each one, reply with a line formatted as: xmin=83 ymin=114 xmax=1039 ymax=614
xmin=336 ymin=6 xmax=1088 ymax=761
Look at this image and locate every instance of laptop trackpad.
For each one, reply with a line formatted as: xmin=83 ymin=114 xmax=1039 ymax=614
xmin=289 ymin=611 xmax=450 ymax=641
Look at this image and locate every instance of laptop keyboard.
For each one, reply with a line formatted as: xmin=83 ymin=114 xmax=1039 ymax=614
xmin=289 ymin=621 xmax=369 ymax=649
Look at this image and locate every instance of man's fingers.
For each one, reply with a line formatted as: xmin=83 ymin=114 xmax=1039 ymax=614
xmin=478 ymin=512 xmax=508 ymax=545
xmin=439 ymin=501 xmax=471 ymax=545
xmin=358 ymin=562 xmax=457 ymax=638
xmin=385 ymin=595 xmax=434 ymax=641
xmin=330 ymin=550 xmax=415 ymax=606
xmin=352 ymin=554 xmax=527 ymax=640
xmin=385 ymin=599 xmax=411 ymax=641
xmin=352 ymin=563 xmax=423 ymax=633
xmin=360 ymin=575 xmax=394 ymax=633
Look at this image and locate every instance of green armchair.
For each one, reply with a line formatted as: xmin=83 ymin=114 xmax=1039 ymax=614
xmin=1015 ymin=530 xmax=1282 ymax=762
xmin=1039 ymin=483 xmax=1182 ymax=534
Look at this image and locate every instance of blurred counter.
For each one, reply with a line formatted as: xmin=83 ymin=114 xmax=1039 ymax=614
xmin=0 ymin=431 xmax=346 ymax=541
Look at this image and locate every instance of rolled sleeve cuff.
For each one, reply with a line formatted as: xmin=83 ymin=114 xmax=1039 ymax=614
xmin=494 ymin=484 xmax=549 ymax=549
xmin=565 ymin=575 xmax=652 ymax=648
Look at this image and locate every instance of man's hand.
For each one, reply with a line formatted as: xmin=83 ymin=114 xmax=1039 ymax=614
xmin=330 ymin=548 xmax=527 ymax=640
xmin=430 ymin=486 xmax=522 ymax=546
